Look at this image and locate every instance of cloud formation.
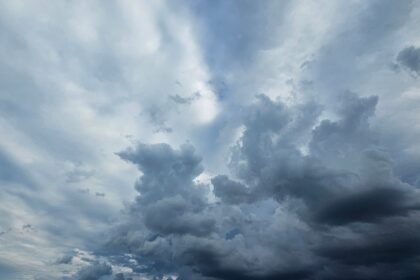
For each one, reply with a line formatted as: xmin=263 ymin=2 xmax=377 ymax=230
xmin=76 ymin=262 xmax=112 ymax=280
xmin=101 ymin=93 xmax=420 ymax=279
xmin=1 ymin=1 xmax=420 ymax=279
xmin=397 ymin=46 xmax=420 ymax=76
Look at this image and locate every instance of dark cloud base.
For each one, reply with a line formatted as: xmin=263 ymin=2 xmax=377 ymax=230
xmin=95 ymin=93 xmax=420 ymax=279
xmin=396 ymin=46 xmax=420 ymax=76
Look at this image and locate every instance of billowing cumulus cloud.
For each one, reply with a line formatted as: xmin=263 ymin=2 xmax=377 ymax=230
xmin=76 ymin=262 xmax=112 ymax=280
xmin=1 ymin=1 xmax=420 ymax=279
xmin=101 ymin=93 xmax=420 ymax=279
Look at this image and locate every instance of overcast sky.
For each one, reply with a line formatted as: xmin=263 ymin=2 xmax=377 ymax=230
xmin=1 ymin=1 xmax=420 ymax=279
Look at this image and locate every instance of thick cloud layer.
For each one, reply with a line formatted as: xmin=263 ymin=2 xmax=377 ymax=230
xmin=1 ymin=1 xmax=420 ymax=279
xmin=77 ymin=262 xmax=113 ymax=280
xmin=102 ymin=93 xmax=420 ymax=279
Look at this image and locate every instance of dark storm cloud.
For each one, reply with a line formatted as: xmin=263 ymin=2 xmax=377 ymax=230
xmin=396 ymin=46 xmax=420 ymax=75
xmin=314 ymin=187 xmax=420 ymax=225
xmin=211 ymin=175 xmax=252 ymax=204
xmin=103 ymin=92 xmax=420 ymax=280
xmin=226 ymin=94 xmax=338 ymax=206
xmin=117 ymin=143 xmax=205 ymax=201
xmin=76 ymin=262 xmax=112 ymax=280
xmin=107 ymin=138 xmax=317 ymax=278
xmin=143 ymin=196 xmax=215 ymax=237
xmin=314 ymin=216 xmax=420 ymax=279
xmin=318 ymin=232 xmax=420 ymax=266
xmin=55 ymin=254 xmax=73 ymax=265
xmin=180 ymin=246 xmax=312 ymax=280
xmin=117 ymin=143 xmax=215 ymax=238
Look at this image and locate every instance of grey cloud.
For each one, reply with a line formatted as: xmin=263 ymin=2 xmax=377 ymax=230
xmin=318 ymin=233 xmax=420 ymax=266
xmin=95 ymin=192 xmax=106 ymax=197
xmin=66 ymin=166 xmax=95 ymax=184
xmin=315 ymin=216 xmax=420 ymax=279
xmin=147 ymin=107 xmax=173 ymax=133
xmin=22 ymin=224 xmax=33 ymax=231
xmin=1 ymin=90 xmax=406 ymax=280
xmin=2 ymin=1 xmax=420 ymax=279
xmin=314 ymin=187 xmax=420 ymax=225
xmin=143 ymin=196 xmax=215 ymax=237
xmin=396 ymin=46 xmax=420 ymax=75
xmin=227 ymin=94 xmax=336 ymax=206
xmin=55 ymin=254 xmax=73 ymax=265
xmin=0 ymin=149 xmax=38 ymax=190
xmin=0 ymin=262 xmax=19 ymax=279
xmin=76 ymin=262 xmax=112 ymax=280
xmin=106 ymin=140 xmax=316 ymax=278
xmin=188 ymin=0 xmax=292 ymax=71
xmin=103 ymin=93 xmax=420 ymax=279
xmin=310 ymin=0 xmax=413 ymax=98
xmin=211 ymin=175 xmax=252 ymax=204
xmin=117 ymin=143 xmax=204 ymax=200
xmin=179 ymin=246 xmax=312 ymax=280
xmin=113 ymin=273 xmax=128 ymax=280
xmin=115 ymin=143 xmax=215 ymax=240
xmin=310 ymin=93 xmax=379 ymax=165
xmin=169 ymin=92 xmax=201 ymax=105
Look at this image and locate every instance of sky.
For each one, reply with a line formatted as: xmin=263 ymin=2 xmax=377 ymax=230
xmin=1 ymin=1 xmax=420 ymax=279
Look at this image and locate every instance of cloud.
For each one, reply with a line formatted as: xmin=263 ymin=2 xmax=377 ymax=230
xmin=2 ymin=1 xmax=420 ymax=279
xmin=76 ymin=262 xmax=112 ymax=280
xmin=116 ymin=143 xmax=215 ymax=239
xmin=55 ymin=254 xmax=73 ymax=265
xmin=95 ymin=192 xmax=106 ymax=197
xmin=0 ymin=0 xmax=217 ymax=277
xmin=65 ymin=164 xmax=95 ymax=183
xmin=146 ymin=107 xmax=173 ymax=133
xmin=169 ymin=92 xmax=201 ymax=105
xmin=314 ymin=187 xmax=420 ymax=225
xmin=211 ymin=175 xmax=253 ymax=204
xmin=396 ymin=46 xmax=420 ymax=76
xmin=101 ymin=93 xmax=420 ymax=279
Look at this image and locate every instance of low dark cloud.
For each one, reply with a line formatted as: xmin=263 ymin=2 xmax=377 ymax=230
xmin=315 ymin=216 xmax=420 ymax=279
xmin=396 ymin=46 xmax=420 ymax=75
xmin=95 ymin=192 xmax=106 ymax=197
xmin=76 ymin=262 xmax=112 ymax=280
xmin=315 ymin=187 xmax=420 ymax=225
xmin=211 ymin=175 xmax=253 ymax=204
xmin=98 ymin=93 xmax=420 ymax=279
xmin=55 ymin=254 xmax=73 ymax=265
